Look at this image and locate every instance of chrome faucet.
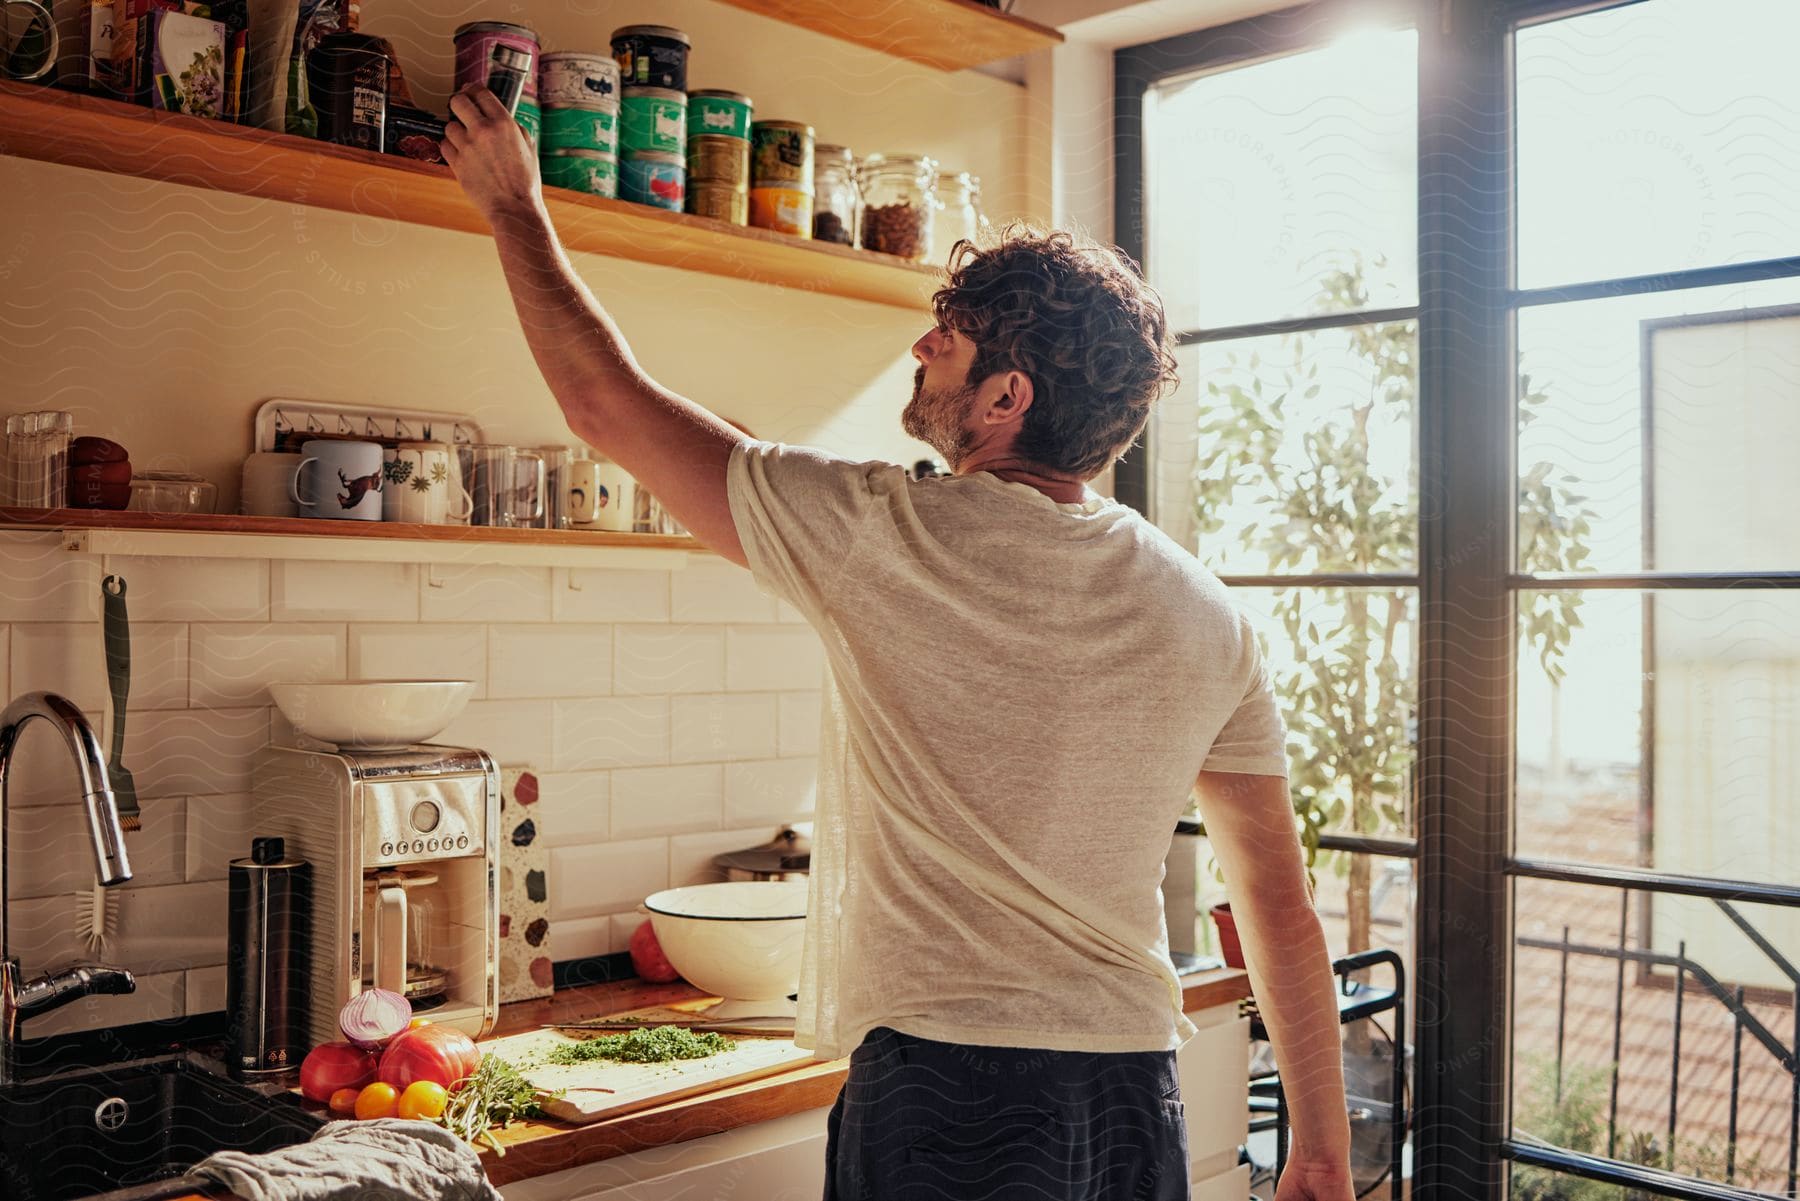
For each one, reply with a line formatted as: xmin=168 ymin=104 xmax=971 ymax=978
xmin=0 ymin=692 xmax=136 ymax=1085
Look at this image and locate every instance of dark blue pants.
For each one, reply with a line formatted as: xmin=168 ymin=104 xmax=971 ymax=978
xmin=822 ymin=1026 xmax=1192 ymax=1200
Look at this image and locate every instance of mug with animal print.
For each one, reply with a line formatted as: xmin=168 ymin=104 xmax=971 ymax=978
xmin=293 ymin=439 xmax=385 ymax=521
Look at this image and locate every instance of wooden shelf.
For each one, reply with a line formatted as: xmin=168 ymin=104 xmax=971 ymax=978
xmin=0 ymin=82 xmax=942 ymax=311
xmin=0 ymin=507 xmax=704 ymax=570
xmin=714 ymin=0 xmax=1063 ymax=71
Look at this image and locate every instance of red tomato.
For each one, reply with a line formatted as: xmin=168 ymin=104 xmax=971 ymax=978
xmin=378 ymin=1024 xmax=480 ymax=1089
xmin=299 ymin=1041 xmax=379 ymax=1103
xmin=629 ymin=920 xmax=680 ymax=983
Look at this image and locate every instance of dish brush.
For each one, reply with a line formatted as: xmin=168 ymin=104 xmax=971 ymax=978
xmin=75 ymin=881 xmax=119 ymax=956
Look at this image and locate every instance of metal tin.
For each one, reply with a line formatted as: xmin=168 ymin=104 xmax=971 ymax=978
xmin=620 ymin=87 xmax=685 ymax=156
xmin=540 ymin=104 xmax=618 ymax=154
xmin=749 ymin=185 xmax=813 ymax=237
xmin=688 ymin=90 xmax=753 ymax=142
xmin=538 ymin=51 xmax=619 ymax=107
xmin=688 ymin=180 xmax=749 ymax=225
xmin=485 ymin=44 xmax=532 ymax=115
xmin=541 ymin=150 xmax=618 ymax=198
xmin=308 ymin=32 xmax=388 ymax=152
xmin=611 ymin=24 xmax=690 ymax=91
xmin=514 ymin=97 xmax=541 ymax=149
xmin=454 ymin=21 xmax=539 ymax=101
xmin=620 ymin=150 xmax=686 ymax=211
xmin=750 ymin=121 xmax=814 ymax=190
xmin=687 ymin=134 xmax=749 ymax=186
xmin=226 ymin=837 xmax=310 ymax=1080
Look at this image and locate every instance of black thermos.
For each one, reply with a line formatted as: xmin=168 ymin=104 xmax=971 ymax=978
xmin=227 ymin=837 xmax=311 ymax=1079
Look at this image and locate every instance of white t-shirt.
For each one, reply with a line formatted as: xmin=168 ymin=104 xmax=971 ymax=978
xmin=726 ymin=438 xmax=1288 ymax=1060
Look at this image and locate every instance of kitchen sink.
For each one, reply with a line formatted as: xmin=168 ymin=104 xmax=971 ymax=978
xmin=0 ymin=1053 xmax=325 ymax=1201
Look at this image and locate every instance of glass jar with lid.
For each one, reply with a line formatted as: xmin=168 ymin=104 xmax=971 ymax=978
xmin=856 ymin=153 xmax=938 ymax=263
xmin=812 ymin=144 xmax=859 ymax=245
xmin=935 ymin=170 xmax=989 ymax=254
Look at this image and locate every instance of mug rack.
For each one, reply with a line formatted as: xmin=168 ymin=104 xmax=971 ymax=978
xmin=253 ymin=399 xmax=487 ymax=454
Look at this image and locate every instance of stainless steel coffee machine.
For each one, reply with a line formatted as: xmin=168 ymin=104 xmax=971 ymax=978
xmin=250 ymin=744 xmax=500 ymax=1047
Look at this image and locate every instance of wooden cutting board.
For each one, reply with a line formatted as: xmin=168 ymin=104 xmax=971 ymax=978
xmin=481 ymin=1027 xmax=819 ymax=1125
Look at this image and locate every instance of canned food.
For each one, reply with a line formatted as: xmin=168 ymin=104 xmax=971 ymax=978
xmin=541 ymin=104 xmax=618 ymax=153
xmin=749 ymin=185 xmax=813 ymax=237
xmin=539 ymin=51 xmax=618 ymax=107
xmin=621 ymin=150 xmax=685 ymax=211
xmin=750 ymin=121 xmax=814 ymax=189
xmin=611 ymin=24 xmax=689 ymax=91
xmin=514 ymin=97 xmax=541 ymax=149
xmin=542 ymin=150 xmax=618 ymax=198
xmin=688 ymin=181 xmax=748 ymax=225
xmin=454 ymin=21 xmax=538 ymax=100
xmin=620 ymin=88 xmax=685 ymax=155
xmin=688 ymin=90 xmax=753 ymax=142
xmin=687 ymin=134 xmax=749 ymax=186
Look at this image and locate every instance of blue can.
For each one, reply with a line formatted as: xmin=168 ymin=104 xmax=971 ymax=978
xmin=620 ymin=150 xmax=685 ymax=211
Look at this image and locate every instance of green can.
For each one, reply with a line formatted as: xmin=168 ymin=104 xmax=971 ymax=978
xmin=687 ymin=89 xmax=752 ymax=142
xmin=619 ymin=87 xmax=686 ymax=155
xmin=514 ymin=97 xmax=542 ymax=149
xmin=541 ymin=150 xmax=618 ymax=198
xmin=540 ymin=104 xmax=619 ymax=154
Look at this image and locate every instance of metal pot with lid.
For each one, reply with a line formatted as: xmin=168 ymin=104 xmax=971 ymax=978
xmin=712 ymin=824 xmax=811 ymax=881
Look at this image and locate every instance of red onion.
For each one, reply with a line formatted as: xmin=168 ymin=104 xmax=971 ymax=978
xmin=338 ymin=987 xmax=412 ymax=1050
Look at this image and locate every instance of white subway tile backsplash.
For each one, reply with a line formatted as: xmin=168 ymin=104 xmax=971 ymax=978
xmin=778 ymin=691 xmax=822 ymax=757
xmin=421 ymin=565 xmax=551 ymax=622
xmin=490 ymin=624 xmax=612 ymax=699
xmin=534 ymin=771 xmax=611 ymax=847
xmin=553 ymin=697 xmax=670 ymax=770
xmin=348 ymin=623 xmax=487 ymax=697
xmin=186 ymin=964 xmax=227 ymax=1014
xmin=7 ymin=800 xmax=187 ymax=899
xmin=0 ymin=534 xmax=100 ymax=622
xmin=437 ymin=700 xmax=555 ymax=769
xmin=8 ymin=880 xmax=226 ymax=976
xmin=549 ymin=839 xmax=669 ymax=918
xmin=610 ymin=911 xmax=649 ymax=956
xmin=726 ymin=626 xmax=824 ymax=692
xmin=26 ymin=970 xmax=186 ymax=1038
xmin=1 ymin=708 xmax=103 ymax=806
xmin=11 ymin=621 xmax=188 ymax=712
xmin=723 ymin=759 xmax=819 ymax=826
xmin=554 ymin=915 xmax=614 ymax=961
xmin=670 ymin=693 xmax=779 ymax=764
xmin=102 ymin=556 xmax=268 ymax=622
xmin=671 ymin=557 xmax=779 ymax=623
xmin=190 ymin=623 xmax=345 ymax=708
xmin=274 ymin=561 xmax=420 ymax=621
xmin=552 ymin=568 xmax=670 ymax=623
xmin=777 ymin=600 xmax=807 ymax=624
xmin=668 ymin=826 xmax=789 ymax=887
xmin=129 ymin=708 xmax=270 ymax=798
xmin=610 ymin=764 xmax=723 ymax=839
xmin=184 ymin=792 xmax=258 ymax=882
xmin=613 ymin=625 xmax=724 ymax=695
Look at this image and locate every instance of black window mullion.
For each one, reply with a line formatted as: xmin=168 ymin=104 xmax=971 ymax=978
xmin=1174 ymin=304 xmax=1421 ymax=347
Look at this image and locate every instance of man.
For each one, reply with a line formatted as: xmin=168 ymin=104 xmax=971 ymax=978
xmin=444 ymin=85 xmax=1355 ymax=1201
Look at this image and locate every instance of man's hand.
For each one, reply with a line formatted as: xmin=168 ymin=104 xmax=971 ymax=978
xmin=443 ymin=85 xmax=542 ymax=226
xmin=1274 ymin=1150 xmax=1356 ymax=1200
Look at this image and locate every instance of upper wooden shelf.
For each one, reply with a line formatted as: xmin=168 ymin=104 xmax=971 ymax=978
xmin=0 ymin=507 xmax=705 ymax=570
xmin=714 ymin=0 xmax=1063 ymax=71
xmin=0 ymin=82 xmax=942 ymax=311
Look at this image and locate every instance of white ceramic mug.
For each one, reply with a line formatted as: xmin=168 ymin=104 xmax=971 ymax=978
xmin=293 ymin=439 xmax=384 ymax=521
xmin=241 ymin=451 xmax=301 ymax=518
xmin=383 ymin=442 xmax=472 ymax=525
xmin=569 ymin=458 xmax=635 ymax=531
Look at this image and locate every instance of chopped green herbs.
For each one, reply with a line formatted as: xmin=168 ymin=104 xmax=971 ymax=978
xmin=543 ymin=1025 xmax=736 ymax=1065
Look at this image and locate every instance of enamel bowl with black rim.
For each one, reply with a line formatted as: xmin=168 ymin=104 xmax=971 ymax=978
xmin=269 ymin=679 xmax=475 ymax=750
xmin=642 ymin=880 xmax=808 ymax=1014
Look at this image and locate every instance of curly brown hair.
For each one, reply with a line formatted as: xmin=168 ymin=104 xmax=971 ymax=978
xmin=930 ymin=224 xmax=1180 ymax=478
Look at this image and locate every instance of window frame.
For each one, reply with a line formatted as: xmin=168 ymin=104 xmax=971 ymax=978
xmin=1114 ymin=2 xmax=1800 ymax=1199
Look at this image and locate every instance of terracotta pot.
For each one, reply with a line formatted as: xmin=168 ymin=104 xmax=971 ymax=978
xmin=1209 ymin=901 xmax=1246 ymax=969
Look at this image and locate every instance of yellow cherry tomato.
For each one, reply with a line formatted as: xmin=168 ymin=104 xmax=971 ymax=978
xmin=407 ymin=1017 xmax=432 ymax=1029
xmin=397 ymin=1079 xmax=450 ymax=1120
xmin=328 ymin=1087 xmax=361 ymax=1115
xmin=354 ymin=1081 xmax=401 ymax=1120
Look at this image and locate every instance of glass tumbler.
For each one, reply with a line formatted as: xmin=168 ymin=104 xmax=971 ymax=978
xmin=2 ymin=410 xmax=73 ymax=509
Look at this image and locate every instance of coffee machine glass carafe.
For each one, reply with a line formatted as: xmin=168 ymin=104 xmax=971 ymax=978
xmin=364 ymin=869 xmax=448 ymax=1008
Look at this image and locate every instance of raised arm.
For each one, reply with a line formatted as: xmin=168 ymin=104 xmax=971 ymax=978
xmin=442 ymin=85 xmax=748 ymax=566
xmin=1194 ymin=769 xmax=1355 ymax=1201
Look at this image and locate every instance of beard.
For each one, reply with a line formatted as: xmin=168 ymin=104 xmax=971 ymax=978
xmin=901 ymin=367 xmax=979 ymax=469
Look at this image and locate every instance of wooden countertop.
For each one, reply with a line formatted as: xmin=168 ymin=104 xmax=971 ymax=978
xmin=164 ymin=967 xmax=1251 ymax=1196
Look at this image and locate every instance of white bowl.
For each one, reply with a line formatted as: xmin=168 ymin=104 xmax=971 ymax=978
xmin=643 ymin=880 xmax=809 ymax=1002
xmin=269 ymin=680 xmax=475 ymax=750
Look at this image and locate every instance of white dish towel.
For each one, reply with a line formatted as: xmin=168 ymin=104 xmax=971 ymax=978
xmin=192 ymin=1118 xmax=502 ymax=1201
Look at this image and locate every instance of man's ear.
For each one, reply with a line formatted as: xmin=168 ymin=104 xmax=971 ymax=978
xmin=983 ymin=371 xmax=1035 ymax=426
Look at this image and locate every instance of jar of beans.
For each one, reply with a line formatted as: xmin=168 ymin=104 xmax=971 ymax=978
xmin=812 ymin=144 xmax=859 ymax=246
xmin=856 ymin=153 xmax=938 ymax=263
